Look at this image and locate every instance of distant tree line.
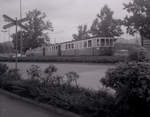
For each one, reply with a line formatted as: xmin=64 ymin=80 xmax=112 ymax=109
xmin=73 ymin=0 xmax=150 ymax=45
xmin=72 ymin=5 xmax=123 ymax=40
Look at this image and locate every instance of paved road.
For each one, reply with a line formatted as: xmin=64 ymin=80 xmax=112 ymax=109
xmin=4 ymin=62 xmax=114 ymax=90
xmin=0 ymin=93 xmax=63 ymax=117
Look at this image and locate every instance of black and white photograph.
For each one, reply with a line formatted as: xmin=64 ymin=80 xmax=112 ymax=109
xmin=0 ymin=0 xmax=150 ymax=117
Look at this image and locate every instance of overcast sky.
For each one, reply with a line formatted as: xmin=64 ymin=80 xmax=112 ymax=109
xmin=0 ymin=0 xmax=131 ymax=43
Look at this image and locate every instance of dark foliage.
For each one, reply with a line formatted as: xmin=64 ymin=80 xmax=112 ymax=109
xmin=11 ymin=9 xmax=53 ymax=52
xmin=0 ymin=63 xmax=8 ymax=76
xmin=128 ymin=46 xmax=150 ymax=62
xmin=124 ymin=0 xmax=150 ymax=40
xmin=0 ymin=56 xmax=123 ymax=63
xmin=0 ymin=64 xmax=114 ymax=117
xmin=101 ymin=62 xmax=150 ymax=117
xmin=90 ymin=5 xmax=123 ymax=37
xmin=72 ymin=25 xmax=90 ymax=40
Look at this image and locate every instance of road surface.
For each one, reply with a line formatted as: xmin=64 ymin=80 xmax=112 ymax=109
xmin=0 ymin=92 xmax=68 ymax=117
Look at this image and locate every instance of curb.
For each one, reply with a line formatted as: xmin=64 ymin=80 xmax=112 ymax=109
xmin=0 ymin=89 xmax=82 ymax=117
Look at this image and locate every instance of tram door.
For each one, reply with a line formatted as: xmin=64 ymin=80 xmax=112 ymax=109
xmin=58 ymin=45 xmax=61 ymax=56
xmin=43 ymin=47 xmax=46 ymax=56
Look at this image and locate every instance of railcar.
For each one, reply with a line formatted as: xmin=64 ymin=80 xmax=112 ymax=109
xmin=44 ymin=44 xmax=61 ymax=56
xmin=26 ymin=37 xmax=118 ymax=57
xmin=60 ymin=37 xmax=117 ymax=56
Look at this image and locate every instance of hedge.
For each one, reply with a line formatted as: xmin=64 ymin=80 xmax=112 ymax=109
xmin=0 ymin=56 xmax=126 ymax=63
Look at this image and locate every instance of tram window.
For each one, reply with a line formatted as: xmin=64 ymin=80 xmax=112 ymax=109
xmin=101 ymin=39 xmax=105 ymax=46
xmin=75 ymin=43 xmax=77 ymax=49
xmin=84 ymin=41 xmax=87 ymax=48
xmin=97 ymin=39 xmax=100 ymax=46
xmin=68 ymin=44 xmax=70 ymax=49
xmin=72 ymin=43 xmax=74 ymax=49
xmin=76 ymin=43 xmax=78 ymax=49
xmin=88 ymin=40 xmax=92 ymax=47
xmin=110 ymin=39 xmax=113 ymax=46
xmin=67 ymin=44 xmax=69 ymax=49
xmin=65 ymin=44 xmax=67 ymax=50
xmin=106 ymin=39 xmax=109 ymax=46
xmin=80 ymin=42 xmax=82 ymax=48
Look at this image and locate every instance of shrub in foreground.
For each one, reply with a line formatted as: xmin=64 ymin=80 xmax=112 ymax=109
xmin=101 ymin=62 xmax=150 ymax=117
xmin=0 ymin=64 xmax=115 ymax=117
xmin=0 ymin=63 xmax=8 ymax=75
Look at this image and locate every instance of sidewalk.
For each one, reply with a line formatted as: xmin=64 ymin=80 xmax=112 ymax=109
xmin=0 ymin=93 xmax=65 ymax=117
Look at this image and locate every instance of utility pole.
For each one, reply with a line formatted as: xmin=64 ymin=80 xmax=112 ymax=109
xmin=15 ymin=17 xmax=18 ymax=70
xmin=3 ymin=14 xmax=28 ymax=70
xmin=20 ymin=0 xmax=23 ymax=57
xmin=8 ymin=29 xmax=11 ymax=42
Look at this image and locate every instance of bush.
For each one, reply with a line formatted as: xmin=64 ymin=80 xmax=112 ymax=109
xmin=0 ymin=56 xmax=123 ymax=63
xmin=128 ymin=46 xmax=150 ymax=62
xmin=0 ymin=63 xmax=8 ymax=76
xmin=114 ymin=43 xmax=139 ymax=51
xmin=65 ymin=71 xmax=79 ymax=87
xmin=26 ymin=64 xmax=42 ymax=80
xmin=44 ymin=64 xmax=57 ymax=75
xmin=101 ymin=62 xmax=150 ymax=117
xmin=0 ymin=68 xmax=21 ymax=90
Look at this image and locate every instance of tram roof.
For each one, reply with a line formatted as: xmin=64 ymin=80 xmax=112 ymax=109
xmin=60 ymin=37 xmax=121 ymax=44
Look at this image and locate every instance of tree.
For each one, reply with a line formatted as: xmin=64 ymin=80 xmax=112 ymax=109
xmin=12 ymin=31 xmax=25 ymax=53
xmin=90 ymin=5 xmax=123 ymax=37
xmin=0 ymin=42 xmax=14 ymax=53
xmin=12 ymin=9 xmax=53 ymax=52
xmin=72 ymin=24 xmax=90 ymax=40
xmin=124 ymin=0 xmax=150 ymax=45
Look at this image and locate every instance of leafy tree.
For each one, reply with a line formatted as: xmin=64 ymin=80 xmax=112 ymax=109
xmin=0 ymin=42 xmax=14 ymax=53
xmin=124 ymin=0 xmax=150 ymax=45
xmin=90 ymin=5 xmax=123 ymax=37
xmin=12 ymin=9 xmax=53 ymax=52
xmin=12 ymin=31 xmax=26 ymax=53
xmin=72 ymin=24 xmax=90 ymax=40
